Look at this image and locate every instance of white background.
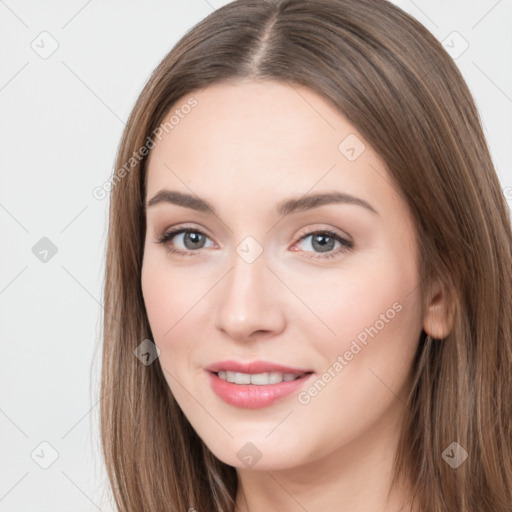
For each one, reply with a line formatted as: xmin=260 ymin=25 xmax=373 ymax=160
xmin=0 ymin=1 xmax=511 ymax=510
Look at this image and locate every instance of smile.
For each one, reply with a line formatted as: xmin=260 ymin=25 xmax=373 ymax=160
xmin=216 ymin=370 xmax=305 ymax=385
xmin=206 ymin=363 xmax=313 ymax=409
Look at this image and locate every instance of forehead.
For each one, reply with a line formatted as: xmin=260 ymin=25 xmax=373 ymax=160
xmin=145 ymin=80 xmax=400 ymax=218
xmin=149 ymin=80 xmax=355 ymax=167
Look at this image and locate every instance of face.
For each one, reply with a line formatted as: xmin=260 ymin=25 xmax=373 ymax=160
xmin=141 ymin=80 xmax=424 ymax=471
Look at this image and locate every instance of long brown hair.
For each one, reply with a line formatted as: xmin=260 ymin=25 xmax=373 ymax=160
xmin=100 ymin=0 xmax=512 ymax=510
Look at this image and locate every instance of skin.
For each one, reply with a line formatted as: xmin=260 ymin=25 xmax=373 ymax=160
xmin=141 ymin=79 xmax=452 ymax=512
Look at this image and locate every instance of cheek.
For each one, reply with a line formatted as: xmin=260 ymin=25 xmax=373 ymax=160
xmin=141 ymin=257 xmax=175 ymax=339
xmin=141 ymin=258 xmax=191 ymax=393
xmin=325 ymin=257 xmax=421 ymax=391
xmin=140 ymin=251 xmax=218 ymax=379
xmin=141 ymin=251 xmax=208 ymax=339
xmin=293 ymin=268 xmax=421 ymax=442
xmin=291 ymin=250 xmax=422 ymax=382
xmin=281 ymin=254 xmax=415 ymax=341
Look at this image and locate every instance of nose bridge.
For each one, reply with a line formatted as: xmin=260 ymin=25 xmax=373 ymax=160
xmin=214 ymin=237 xmax=284 ymax=340
xmin=223 ymin=242 xmax=269 ymax=316
xmin=226 ymin=230 xmax=268 ymax=298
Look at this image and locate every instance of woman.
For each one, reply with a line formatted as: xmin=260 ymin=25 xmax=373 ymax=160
xmin=100 ymin=0 xmax=512 ymax=510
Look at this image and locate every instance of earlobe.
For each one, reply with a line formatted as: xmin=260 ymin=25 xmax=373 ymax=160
xmin=422 ymin=280 xmax=455 ymax=340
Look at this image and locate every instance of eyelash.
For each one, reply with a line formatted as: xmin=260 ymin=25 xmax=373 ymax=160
xmin=155 ymin=225 xmax=354 ymax=260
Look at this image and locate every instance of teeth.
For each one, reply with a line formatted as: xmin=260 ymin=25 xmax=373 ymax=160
xmin=217 ymin=371 xmax=303 ymax=385
xmin=236 ymin=372 xmax=251 ymax=384
xmin=269 ymin=371 xmax=283 ymax=384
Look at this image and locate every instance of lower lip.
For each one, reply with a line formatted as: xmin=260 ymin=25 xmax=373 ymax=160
xmin=207 ymin=371 xmax=313 ymax=409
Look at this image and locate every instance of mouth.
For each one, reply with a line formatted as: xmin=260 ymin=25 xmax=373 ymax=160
xmin=215 ymin=370 xmax=309 ymax=385
xmin=205 ymin=360 xmax=314 ymax=409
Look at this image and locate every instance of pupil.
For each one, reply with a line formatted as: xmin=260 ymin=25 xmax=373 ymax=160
xmin=181 ymin=232 xmax=336 ymax=252
xmin=313 ymin=233 xmax=334 ymax=253
xmin=185 ymin=232 xmax=205 ymax=249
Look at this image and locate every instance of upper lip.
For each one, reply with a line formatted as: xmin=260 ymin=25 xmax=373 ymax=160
xmin=205 ymin=360 xmax=313 ymax=375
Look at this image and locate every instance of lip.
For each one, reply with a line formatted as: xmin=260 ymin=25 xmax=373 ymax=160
xmin=205 ymin=359 xmax=314 ymax=409
xmin=205 ymin=359 xmax=312 ymax=374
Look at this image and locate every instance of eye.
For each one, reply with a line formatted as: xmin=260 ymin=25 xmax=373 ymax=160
xmin=155 ymin=225 xmax=354 ymax=260
xmin=292 ymin=230 xmax=354 ymax=260
xmin=155 ymin=226 xmax=214 ymax=257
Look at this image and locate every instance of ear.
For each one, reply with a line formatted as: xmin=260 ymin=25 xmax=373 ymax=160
xmin=422 ymin=278 xmax=455 ymax=340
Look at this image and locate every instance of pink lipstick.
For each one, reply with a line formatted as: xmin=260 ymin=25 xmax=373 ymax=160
xmin=205 ymin=360 xmax=314 ymax=409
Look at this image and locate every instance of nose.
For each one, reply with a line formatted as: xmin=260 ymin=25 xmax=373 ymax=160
xmin=214 ymin=247 xmax=286 ymax=343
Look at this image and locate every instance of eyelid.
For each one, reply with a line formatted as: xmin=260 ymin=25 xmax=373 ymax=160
xmin=155 ymin=223 xmax=354 ymax=259
xmin=291 ymin=227 xmax=354 ymax=260
xmin=294 ymin=224 xmax=353 ymax=245
xmin=155 ymin=223 xmax=214 ymax=254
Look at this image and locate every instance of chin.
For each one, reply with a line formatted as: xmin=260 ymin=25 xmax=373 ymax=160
xmin=199 ymin=433 xmax=311 ymax=472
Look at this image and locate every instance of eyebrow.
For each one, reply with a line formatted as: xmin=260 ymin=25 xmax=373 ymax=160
xmin=146 ymin=189 xmax=379 ymax=216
